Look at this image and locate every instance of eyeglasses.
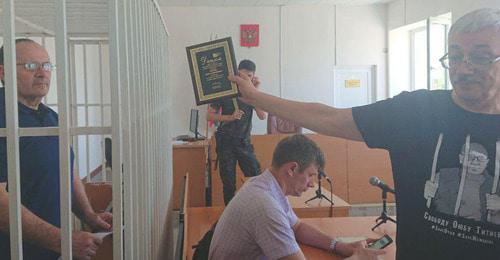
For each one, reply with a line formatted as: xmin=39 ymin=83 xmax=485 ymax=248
xmin=16 ymin=62 xmax=55 ymax=72
xmin=439 ymin=53 xmax=500 ymax=69
xmin=461 ymin=153 xmax=489 ymax=162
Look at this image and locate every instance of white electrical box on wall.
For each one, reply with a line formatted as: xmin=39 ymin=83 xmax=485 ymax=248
xmin=333 ymin=65 xmax=376 ymax=108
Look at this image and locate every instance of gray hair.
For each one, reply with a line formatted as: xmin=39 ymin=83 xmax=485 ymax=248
xmin=449 ymin=8 xmax=500 ymax=37
xmin=460 ymin=142 xmax=488 ymax=157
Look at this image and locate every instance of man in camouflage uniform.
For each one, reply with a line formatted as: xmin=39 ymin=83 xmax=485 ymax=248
xmin=208 ymin=59 xmax=267 ymax=205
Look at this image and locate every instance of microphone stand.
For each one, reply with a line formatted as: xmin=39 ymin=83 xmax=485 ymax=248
xmin=305 ymin=172 xmax=334 ymax=206
xmin=372 ymin=189 xmax=397 ymax=231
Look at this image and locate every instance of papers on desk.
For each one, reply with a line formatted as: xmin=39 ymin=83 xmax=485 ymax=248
xmin=172 ymin=140 xmax=188 ymax=145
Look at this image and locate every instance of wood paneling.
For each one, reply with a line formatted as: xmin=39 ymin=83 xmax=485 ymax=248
xmin=347 ymin=141 xmax=394 ymax=204
xmin=84 ymin=182 xmax=112 ymax=212
xmin=308 ymin=134 xmax=349 ymax=200
xmin=211 ymin=134 xmax=351 ymax=206
xmin=209 ymin=134 xmax=393 ymax=206
xmin=173 ymin=141 xmax=208 ymax=209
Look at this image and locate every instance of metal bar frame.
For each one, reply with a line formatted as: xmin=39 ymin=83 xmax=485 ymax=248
xmin=108 ymin=0 xmax=124 ymax=259
xmin=117 ymin=0 xmax=134 ymax=257
xmin=4 ymin=1 xmax=170 ymax=259
xmin=4 ymin=0 xmax=23 ymax=258
xmin=55 ymin=0 xmax=73 ymax=259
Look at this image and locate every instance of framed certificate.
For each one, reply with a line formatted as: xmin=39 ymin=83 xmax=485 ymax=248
xmin=186 ymin=37 xmax=239 ymax=105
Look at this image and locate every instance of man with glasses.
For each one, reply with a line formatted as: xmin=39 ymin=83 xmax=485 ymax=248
xmin=0 ymin=39 xmax=112 ymax=260
xmin=229 ymin=8 xmax=500 ymax=259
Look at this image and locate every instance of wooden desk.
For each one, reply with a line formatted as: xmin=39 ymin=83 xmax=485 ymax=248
xmin=173 ymin=140 xmax=209 ymax=209
xmin=301 ymin=217 xmax=396 ymax=260
xmin=183 ymin=194 xmax=349 ymax=260
xmin=288 ymin=184 xmax=351 ymax=218
xmin=185 ymin=208 xmax=396 ymax=260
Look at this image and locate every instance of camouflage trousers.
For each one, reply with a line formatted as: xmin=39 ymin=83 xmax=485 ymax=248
xmin=215 ymin=132 xmax=261 ymax=205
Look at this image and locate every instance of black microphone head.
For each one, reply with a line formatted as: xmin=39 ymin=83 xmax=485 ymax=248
xmin=369 ymin=176 xmax=380 ymax=186
xmin=319 ymin=170 xmax=332 ymax=182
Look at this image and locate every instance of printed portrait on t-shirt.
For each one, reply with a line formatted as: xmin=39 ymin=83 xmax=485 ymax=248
xmin=425 ymin=138 xmax=500 ymax=225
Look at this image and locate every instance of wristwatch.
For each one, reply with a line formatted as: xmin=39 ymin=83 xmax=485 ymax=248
xmin=329 ymin=238 xmax=338 ymax=253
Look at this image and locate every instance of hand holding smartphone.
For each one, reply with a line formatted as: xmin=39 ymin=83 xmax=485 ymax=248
xmin=368 ymin=234 xmax=393 ymax=249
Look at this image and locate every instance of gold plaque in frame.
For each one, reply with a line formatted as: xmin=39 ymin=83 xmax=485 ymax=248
xmin=186 ymin=37 xmax=239 ymax=105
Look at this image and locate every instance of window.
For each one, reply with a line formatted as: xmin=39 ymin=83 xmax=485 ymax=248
xmin=389 ymin=13 xmax=451 ymax=97
xmin=428 ymin=18 xmax=450 ymax=90
xmin=410 ymin=27 xmax=427 ymax=91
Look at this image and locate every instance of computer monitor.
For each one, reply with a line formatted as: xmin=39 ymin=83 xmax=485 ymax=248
xmin=189 ymin=109 xmax=200 ymax=139
xmin=105 ymin=137 xmax=112 ymax=168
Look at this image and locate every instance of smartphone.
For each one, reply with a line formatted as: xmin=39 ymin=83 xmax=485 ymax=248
xmin=368 ymin=234 xmax=393 ymax=249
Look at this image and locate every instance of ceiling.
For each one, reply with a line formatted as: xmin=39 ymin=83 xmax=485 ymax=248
xmin=0 ymin=0 xmax=109 ymax=35
xmin=0 ymin=0 xmax=394 ymax=36
xmin=158 ymin=0 xmax=395 ymax=6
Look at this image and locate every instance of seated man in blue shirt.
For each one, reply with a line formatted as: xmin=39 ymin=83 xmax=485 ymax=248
xmin=209 ymin=134 xmax=384 ymax=260
xmin=0 ymin=38 xmax=112 ymax=260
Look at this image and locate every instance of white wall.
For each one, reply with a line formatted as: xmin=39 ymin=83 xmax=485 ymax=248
xmin=336 ymin=4 xmax=388 ymax=101
xmin=388 ymin=0 xmax=500 ymax=29
xmin=280 ymin=5 xmax=335 ymax=106
xmin=161 ymin=4 xmax=388 ymax=136
xmin=162 ymin=7 xmax=280 ymax=136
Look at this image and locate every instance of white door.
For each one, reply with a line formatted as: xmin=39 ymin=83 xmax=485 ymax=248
xmin=333 ymin=65 xmax=376 ymax=108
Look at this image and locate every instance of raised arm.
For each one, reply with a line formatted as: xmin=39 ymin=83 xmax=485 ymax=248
xmin=229 ymin=74 xmax=363 ymax=141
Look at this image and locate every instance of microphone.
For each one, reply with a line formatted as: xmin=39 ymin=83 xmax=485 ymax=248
xmin=369 ymin=176 xmax=395 ymax=194
xmin=319 ymin=170 xmax=332 ymax=183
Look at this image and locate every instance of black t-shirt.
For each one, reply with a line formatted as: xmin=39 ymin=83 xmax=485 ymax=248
xmin=353 ymin=90 xmax=500 ymax=259
xmin=211 ymin=97 xmax=254 ymax=139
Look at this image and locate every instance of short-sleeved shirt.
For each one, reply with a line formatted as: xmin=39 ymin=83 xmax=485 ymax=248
xmin=210 ymin=97 xmax=254 ymax=139
xmin=0 ymin=88 xmax=75 ymax=260
xmin=209 ymin=169 xmax=300 ymax=260
xmin=352 ymin=90 xmax=500 ymax=259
